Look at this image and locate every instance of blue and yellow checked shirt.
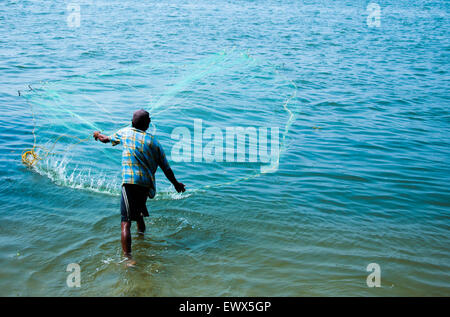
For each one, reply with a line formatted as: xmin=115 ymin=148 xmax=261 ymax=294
xmin=110 ymin=127 xmax=170 ymax=198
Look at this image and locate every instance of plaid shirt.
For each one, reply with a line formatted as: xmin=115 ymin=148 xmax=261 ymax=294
xmin=110 ymin=127 xmax=170 ymax=198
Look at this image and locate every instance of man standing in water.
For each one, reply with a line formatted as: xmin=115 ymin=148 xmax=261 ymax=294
xmin=93 ymin=109 xmax=185 ymax=265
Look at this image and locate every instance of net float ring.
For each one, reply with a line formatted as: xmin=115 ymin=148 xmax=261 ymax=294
xmin=21 ymin=149 xmax=40 ymax=167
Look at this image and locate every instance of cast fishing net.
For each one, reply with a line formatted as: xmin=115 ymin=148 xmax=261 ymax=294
xmin=20 ymin=49 xmax=299 ymax=199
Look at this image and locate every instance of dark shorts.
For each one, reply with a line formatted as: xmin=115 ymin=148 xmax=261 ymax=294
xmin=120 ymin=184 xmax=150 ymax=222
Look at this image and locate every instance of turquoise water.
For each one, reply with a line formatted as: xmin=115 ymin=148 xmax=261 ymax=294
xmin=0 ymin=0 xmax=449 ymax=296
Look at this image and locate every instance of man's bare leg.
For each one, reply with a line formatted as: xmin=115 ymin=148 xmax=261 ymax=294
xmin=121 ymin=221 xmax=135 ymax=266
xmin=137 ymin=216 xmax=146 ymax=234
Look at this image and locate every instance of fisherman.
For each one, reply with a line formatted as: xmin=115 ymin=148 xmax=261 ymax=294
xmin=93 ymin=109 xmax=185 ymax=265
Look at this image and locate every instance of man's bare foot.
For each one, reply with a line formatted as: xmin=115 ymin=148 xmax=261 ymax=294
xmin=125 ymin=258 xmax=137 ymax=267
xmin=123 ymin=253 xmax=136 ymax=267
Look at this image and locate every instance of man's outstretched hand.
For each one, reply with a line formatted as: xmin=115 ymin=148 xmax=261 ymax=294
xmin=93 ymin=131 xmax=110 ymax=143
xmin=175 ymin=182 xmax=186 ymax=193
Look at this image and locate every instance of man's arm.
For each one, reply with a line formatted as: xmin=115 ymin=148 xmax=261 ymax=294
xmin=162 ymin=168 xmax=185 ymax=193
xmin=155 ymin=140 xmax=185 ymax=193
xmin=93 ymin=131 xmax=111 ymax=143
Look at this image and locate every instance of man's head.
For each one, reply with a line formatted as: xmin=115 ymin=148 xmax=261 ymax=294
xmin=132 ymin=109 xmax=151 ymax=131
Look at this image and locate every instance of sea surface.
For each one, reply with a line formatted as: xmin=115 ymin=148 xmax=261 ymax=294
xmin=0 ymin=0 xmax=449 ymax=296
